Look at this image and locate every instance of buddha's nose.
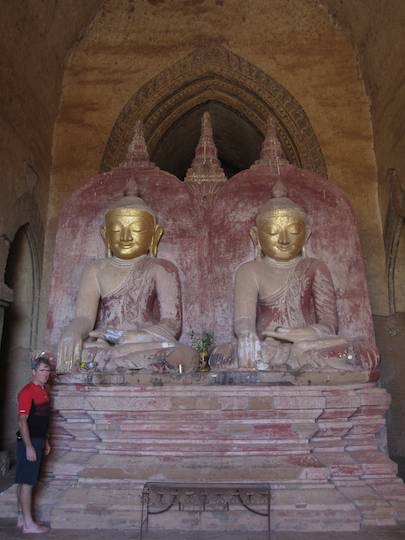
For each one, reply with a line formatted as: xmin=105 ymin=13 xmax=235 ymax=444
xmin=278 ymin=229 xmax=289 ymax=244
xmin=121 ymin=228 xmax=133 ymax=242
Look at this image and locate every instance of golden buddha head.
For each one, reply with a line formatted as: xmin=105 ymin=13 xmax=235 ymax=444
xmin=251 ymin=181 xmax=307 ymax=262
xmin=101 ymin=196 xmax=163 ymax=260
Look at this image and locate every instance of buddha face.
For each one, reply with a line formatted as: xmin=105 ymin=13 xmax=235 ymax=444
xmin=102 ymin=208 xmax=162 ymax=260
xmin=254 ymin=210 xmax=306 ymax=261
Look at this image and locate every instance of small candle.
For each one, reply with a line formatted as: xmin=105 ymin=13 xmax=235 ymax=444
xmin=179 ymin=364 xmax=183 ymax=374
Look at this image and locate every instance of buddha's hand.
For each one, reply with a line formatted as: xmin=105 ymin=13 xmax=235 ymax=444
xmin=266 ymin=326 xmax=318 ymax=343
xmin=119 ymin=330 xmax=157 ymax=344
xmin=89 ymin=329 xmax=122 ymax=345
xmin=88 ymin=329 xmax=157 ymax=345
xmin=57 ymin=331 xmax=83 ymax=372
xmin=237 ymin=332 xmax=262 ymax=369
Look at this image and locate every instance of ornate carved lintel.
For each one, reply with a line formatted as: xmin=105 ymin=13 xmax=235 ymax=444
xmin=102 ymin=45 xmax=327 ymax=178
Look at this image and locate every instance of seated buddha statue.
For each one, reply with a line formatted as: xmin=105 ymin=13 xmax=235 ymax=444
xmin=212 ymin=182 xmax=379 ymax=376
xmin=57 ymin=195 xmax=196 ymax=373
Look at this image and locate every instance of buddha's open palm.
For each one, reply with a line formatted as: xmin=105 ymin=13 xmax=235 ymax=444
xmin=89 ymin=329 xmax=158 ymax=344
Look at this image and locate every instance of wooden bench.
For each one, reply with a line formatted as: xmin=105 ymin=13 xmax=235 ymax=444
xmin=140 ymin=481 xmax=271 ymax=539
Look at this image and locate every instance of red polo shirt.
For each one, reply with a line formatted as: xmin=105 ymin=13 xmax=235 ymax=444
xmin=18 ymin=383 xmax=50 ymax=438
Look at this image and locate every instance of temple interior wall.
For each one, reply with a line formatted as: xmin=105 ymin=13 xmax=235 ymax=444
xmin=0 ymin=1 xmax=100 ymax=242
xmin=322 ymin=0 xmax=405 ymax=223
xmin=0 ymin=0 xmax=101 ymax=455
xmin=1 ymin=0 xmax=405 ymax=460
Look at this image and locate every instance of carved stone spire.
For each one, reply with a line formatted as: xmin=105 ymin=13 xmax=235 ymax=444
xmin=255 ymin=116 xmax=289 ymax=173
xmin=185 ymin=112 xmax=226 ymax=185
xmin=120 ymin=120 xmax=151 ymax=167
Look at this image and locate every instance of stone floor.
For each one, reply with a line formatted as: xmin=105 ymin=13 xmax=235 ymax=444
xmin=1 ymin=520 xmax=405 ymax=540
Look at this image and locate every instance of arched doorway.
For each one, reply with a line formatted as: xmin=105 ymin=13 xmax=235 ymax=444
xmin=0 ymin=224 xmax=40 ymax=455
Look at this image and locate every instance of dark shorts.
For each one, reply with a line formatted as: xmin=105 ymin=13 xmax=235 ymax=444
xmin=15 ymin=437 xmax=45 ymax=486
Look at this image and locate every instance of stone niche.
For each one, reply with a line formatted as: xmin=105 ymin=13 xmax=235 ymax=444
xmin=1 ymin=115 xmax=404 ymax=532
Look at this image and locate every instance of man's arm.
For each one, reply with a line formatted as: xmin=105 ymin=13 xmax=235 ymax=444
xmin=44 ymin=438 xmax=51 ymax=456
xmin=18 ymin=415 xmax=36 ymax=462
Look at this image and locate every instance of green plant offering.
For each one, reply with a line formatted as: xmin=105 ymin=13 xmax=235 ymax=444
xmin=190 ymin=331 xmax=214 ymax=353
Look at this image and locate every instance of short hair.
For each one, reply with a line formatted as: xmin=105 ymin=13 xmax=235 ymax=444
xmin=31 ymin=354 xmax=52 ymax=370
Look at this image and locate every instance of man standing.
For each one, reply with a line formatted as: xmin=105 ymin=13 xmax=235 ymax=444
xmin=16 ymin=354 xmax=52 ymax=533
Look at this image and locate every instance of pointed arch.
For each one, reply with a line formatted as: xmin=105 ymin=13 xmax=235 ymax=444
xmin=102 ymin=45 xmax=327 ymax=177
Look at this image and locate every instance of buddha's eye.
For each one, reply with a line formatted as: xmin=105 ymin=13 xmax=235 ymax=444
xmin=287 ymin=223 xmax=303 ymax=234
xmin=263 ymin=226 xmax=279 ymax=236
xmin=130 ymin=225 xmax=148 ymax=233
xmin=108 ymin=221 xmax=122 ymax=232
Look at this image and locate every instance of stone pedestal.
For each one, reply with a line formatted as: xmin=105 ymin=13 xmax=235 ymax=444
xmin=1 ymin=380 xmax=404 ymax=531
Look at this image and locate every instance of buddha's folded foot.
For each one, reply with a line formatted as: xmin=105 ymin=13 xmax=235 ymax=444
xmin=152 ymin=358 xmax=174 ymax=373
xmin=208 ymin=343 xmax=237 ymax=369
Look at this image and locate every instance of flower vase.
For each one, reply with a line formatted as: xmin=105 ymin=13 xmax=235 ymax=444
xmin=199 ymin=351 xmax=209 ymax=371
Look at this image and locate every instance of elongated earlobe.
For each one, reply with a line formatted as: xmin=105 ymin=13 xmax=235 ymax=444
xmin=250 ymin=226 xmax=262 ymax=260
xmin=303 ymin=227 xmax=311 ymax=258
xmin=100 ymin=226 xmax=111 ymax=257
xmin=150 ymin=224 xmax=164 ymax=257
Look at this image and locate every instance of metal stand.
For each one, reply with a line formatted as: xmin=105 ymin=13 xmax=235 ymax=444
xmin=139 ymin=481 xmax=271 ymax=540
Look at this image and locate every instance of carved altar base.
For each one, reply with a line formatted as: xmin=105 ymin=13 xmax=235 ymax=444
xmin=1 ymin=379 xmax=405 ymax=532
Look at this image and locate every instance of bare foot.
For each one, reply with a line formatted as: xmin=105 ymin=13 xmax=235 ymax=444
xmin=22 ymin=522 xmax=49 ymax=534
xmin=17 ymin=512 xmax=23 ymax=529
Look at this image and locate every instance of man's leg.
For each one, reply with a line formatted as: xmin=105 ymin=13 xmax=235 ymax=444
xmin=20 ymin=483 xmax=49 ymax=533
xmin=17 ymin=484 xmax=23 ymax=528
